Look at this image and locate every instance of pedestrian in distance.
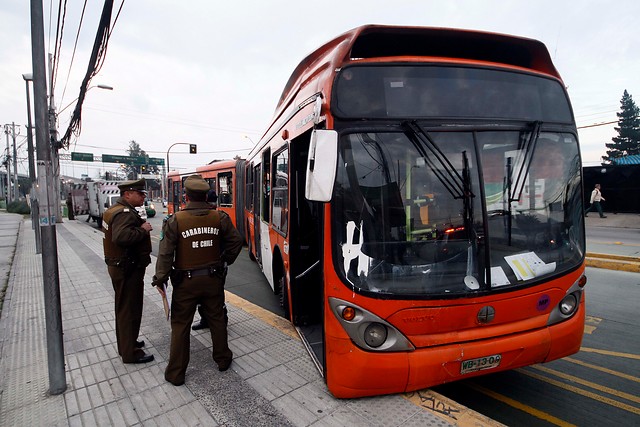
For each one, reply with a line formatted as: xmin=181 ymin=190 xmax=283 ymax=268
xmin=153 ymin=174 xmax=243 ymax=386
xmin=66 ymin=193 xmax=75 ymax=220
xmin=102 ymin=178 xmax=154 ymax=364
xmin=585 ymin=183 xmax=607 ymax=218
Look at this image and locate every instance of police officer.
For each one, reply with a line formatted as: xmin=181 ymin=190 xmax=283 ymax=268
xmin=192 ymin=188 xmax=220 ymax=331
xmin=153 ymin=174 xmax=243 ymax=386
xmin=103 ymin=178 xmax=154 ymax=364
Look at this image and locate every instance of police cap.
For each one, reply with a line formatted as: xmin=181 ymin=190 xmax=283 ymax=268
xmin=184 ymin=174 xmax=210 ymax=195
xmin=118 ymin=178 xmax=147 ymax=194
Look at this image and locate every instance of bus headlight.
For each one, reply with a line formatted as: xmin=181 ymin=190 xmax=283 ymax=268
xmin=547 ymin=275 xmax=585 ymax=326
xmin=329 ymin=298 xmax=415 ymax=352
xmin=559 ymin=294 xmax=578 ymax=316
xmin=364 ymin=323 xmax=387 ymax=348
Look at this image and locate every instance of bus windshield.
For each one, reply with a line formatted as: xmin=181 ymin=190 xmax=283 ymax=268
xmin=333 ymin=128 xmax=584 ymax=297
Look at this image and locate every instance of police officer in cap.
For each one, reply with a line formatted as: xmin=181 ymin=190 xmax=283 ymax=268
xmin=153 ymin=174 xmax=243 ymax=386
xmin=103 ymin=178 xmax=154 ymax=364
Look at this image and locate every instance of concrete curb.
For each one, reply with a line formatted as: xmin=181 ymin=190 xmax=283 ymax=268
xmin=585 ymin=252 xmax=640 ymax=273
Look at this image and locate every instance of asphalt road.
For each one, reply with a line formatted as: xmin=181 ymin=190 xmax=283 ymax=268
xmin=432 ymin=266 xmax=640 ymax=427
xmin=586 ymin=224 xmax=640 ymax=257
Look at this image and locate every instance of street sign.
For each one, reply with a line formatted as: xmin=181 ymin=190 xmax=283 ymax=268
xmin=101 ymin=154 xmax=165 ymax=166
xmin=148 ymin=157 xmax=165 ymax=166
xmin=102 ymin=154 xmax=133 ymax=164
xmin=71 ymin=152 xmax=93 ymax=162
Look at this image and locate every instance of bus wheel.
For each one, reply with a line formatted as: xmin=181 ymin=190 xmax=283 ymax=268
xmin=279 ymin=275 xmax=290 ymax=320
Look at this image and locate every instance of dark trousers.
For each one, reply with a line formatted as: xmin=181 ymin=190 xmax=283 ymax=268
xmin=165 ymin=275 xmax=231 ymax=384
xmin=585 ymin=201 xmax=605 ymax=217
xmin=108 ymin=265 xmax=146 ymax=362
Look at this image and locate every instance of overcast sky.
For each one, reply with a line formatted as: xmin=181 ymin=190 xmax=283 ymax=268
xmin=2 ymin=0 xmax=639 ymax=179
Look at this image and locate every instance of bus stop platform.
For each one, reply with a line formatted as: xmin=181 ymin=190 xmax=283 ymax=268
xmin=0 ymin=212 xmax=496 ymax=427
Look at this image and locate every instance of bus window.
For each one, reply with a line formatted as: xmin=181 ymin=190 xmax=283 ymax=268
xmin=245 ymin=163 xmax=254 ymax=211
xmin=272 ymin=148 xmax=289 ymax=235
xmin=262 ymin=149 xmax=271 ymax=222
xmin=218 ymin=172 xmax=233 ymax=207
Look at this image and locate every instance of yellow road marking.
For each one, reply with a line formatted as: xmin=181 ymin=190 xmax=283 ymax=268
xmin=403 ymin=389 xmax=505 ymax=427
xmin=585 ymin=316 xmax=602 ymax=325
xmin=564 ymin=357 xmax=640 ymax=383
xmin=583 ymin=316 xmax=601 ymax=335
xmin=466 ymin=382 xmax=575 ymax=427
xmin=589 ymin=240 xmax=640 ymax=247
xmin=580 ymin=347 xmax=640 ymax=360
xmin=519 ymin=369 xmax=640 ymax=415
xmin=531 ymin=365 xmax=640 ymax=404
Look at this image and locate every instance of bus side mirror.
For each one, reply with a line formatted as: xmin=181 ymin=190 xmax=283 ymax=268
xmin=306 ymin=129 xmax=337 ymax=202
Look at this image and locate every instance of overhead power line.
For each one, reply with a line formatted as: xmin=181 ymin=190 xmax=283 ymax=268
xmin=577 ymin=121 xmax=617 ymax=130
xmin=60 ymin=0 xmax=89 ymax=104
xmin=58 ymin=0 xmax=115 ymax=149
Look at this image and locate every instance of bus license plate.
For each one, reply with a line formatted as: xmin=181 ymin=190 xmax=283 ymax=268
xmin=460 ymin=354 xmax=502 ymax=375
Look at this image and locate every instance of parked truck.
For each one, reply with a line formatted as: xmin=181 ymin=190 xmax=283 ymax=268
xmin=68 ymin=183 xmax=90 ymax=217
xmin=87 ymin=180 xmax=122 ymax=228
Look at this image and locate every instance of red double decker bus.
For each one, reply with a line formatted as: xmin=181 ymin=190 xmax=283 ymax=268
xmin=243 ymin=25 xmax=587 ymax=398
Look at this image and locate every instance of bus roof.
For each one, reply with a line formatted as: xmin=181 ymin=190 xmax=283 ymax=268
xmin=195 ymin=159 xmax=242 ymax=173
xmin=274 ymin=25 xmax=560 ymax=123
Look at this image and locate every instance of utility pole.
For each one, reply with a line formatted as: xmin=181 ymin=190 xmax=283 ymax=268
xmin=29 ymin=0 xmax=66 ymax=395
xmin=3 ymin=124 xmax=13 ymax=203
xmin=3 ymin=123 xmax=21 ymax=201
xmin=11 ymin=122 xmax=20 ymax=200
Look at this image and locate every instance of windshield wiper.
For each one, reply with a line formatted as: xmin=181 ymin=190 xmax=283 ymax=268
xmin=509 ymin=121 xmax=542 ymax=202
xmin=402 ymin=121 xmax=469 ymax=200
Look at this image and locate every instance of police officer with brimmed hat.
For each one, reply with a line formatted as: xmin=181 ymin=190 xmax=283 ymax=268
xmin=117 ymin=178 xmax=148 ymax=194
xmin=103 ymin=178 xmax=154 ymax=364
xmin=153 ymin=174 xmax=243 ymax=386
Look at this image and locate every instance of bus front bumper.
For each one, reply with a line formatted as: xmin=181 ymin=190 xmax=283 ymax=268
xmin=325 ymin=301 xmax=585 ymax=399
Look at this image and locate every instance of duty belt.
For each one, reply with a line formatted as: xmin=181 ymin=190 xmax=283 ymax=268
xmin=184 ymin=266 xmax=218 ymax=279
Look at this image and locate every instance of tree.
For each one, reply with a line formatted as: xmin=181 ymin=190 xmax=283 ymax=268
xmin=120 ymin=140 xmax=160 ymax=179
xmin=603 ymin=90 xmax=640 ymax=163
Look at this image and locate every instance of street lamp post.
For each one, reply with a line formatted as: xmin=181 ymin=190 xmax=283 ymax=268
xmin=22 ymin=72 xmax=41 ymax=253
xmin=57 ymin=84 xmax=114 ymax=116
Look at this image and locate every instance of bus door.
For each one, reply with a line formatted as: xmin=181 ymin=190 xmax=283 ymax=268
xmin=252 ymin=163 xmax=262 ymax=265
xmin=289 ymin=133 xmax=324 ymax=369
xmin=260 ymin=149 xmax=271 ymax=268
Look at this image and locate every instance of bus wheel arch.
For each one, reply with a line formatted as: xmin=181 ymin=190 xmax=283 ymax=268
xmin=247 ymin=221 xmax=256 ymax=261
xmin=272 ymin=247 xmax=290 ymax=320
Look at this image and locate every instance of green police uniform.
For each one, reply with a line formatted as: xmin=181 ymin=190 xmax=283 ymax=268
xmin=103 ymin=179 xmax=152 ymax=363
xmin=153 ymin=175 xmax=243 ymax=385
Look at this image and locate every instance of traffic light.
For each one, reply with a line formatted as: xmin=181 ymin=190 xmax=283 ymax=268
xmin=141 ymin=165 xmax=147 ymax=172
xmin=189 ymin=144 xmax=197 ymax=154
